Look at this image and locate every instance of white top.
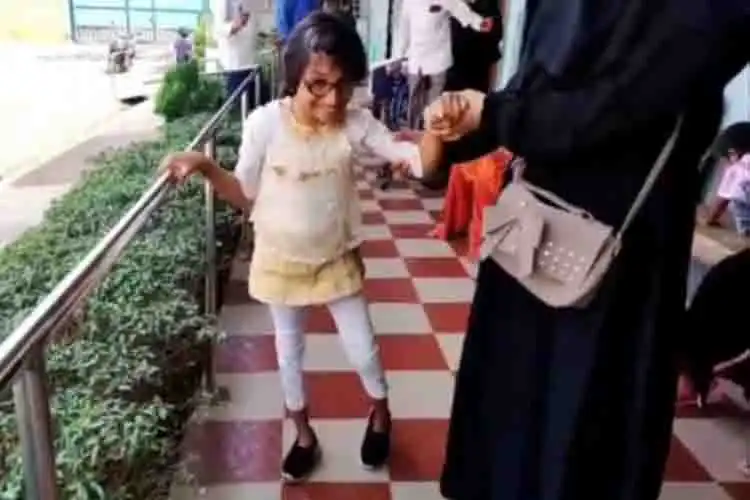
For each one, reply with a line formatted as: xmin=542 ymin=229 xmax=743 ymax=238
xmin=234 ymin=99 xmax=424 ymax=263
xmin=395 ymin=0 xmax=484 ymax=75
xmin=212 ymin=0 xmax=258 ymax=71
xmin=717 ymin=154 xmax=750 ymax=202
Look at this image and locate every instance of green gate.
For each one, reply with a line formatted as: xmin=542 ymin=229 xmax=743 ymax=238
xmin=69 ymin=0 xmax=208 ymax=42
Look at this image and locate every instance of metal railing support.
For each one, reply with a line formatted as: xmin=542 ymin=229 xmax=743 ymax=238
xmin=13 ymin=348 xmax=58 ymax=500
xmin=202 ymin=136 xmax=218 ymax=394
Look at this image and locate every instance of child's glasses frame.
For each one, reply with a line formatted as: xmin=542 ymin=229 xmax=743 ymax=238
xmin=303 ymin=78 xmax=355 ymax=98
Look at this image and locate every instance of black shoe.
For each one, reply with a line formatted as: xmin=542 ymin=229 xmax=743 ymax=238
xmin=282 ymin=434 xmax=321 ymax=482
xmin=361 ymin=411 xmax=391 ymax=469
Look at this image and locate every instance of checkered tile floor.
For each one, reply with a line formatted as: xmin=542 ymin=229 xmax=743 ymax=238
xmin=172 ymin=171 xmax=750 ymax=500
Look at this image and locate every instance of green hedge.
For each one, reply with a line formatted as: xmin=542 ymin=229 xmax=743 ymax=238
xmin=154 ymin=61 xmax=225 ymax=123
xmin=0 ymin=113 xmax=243 ymax=499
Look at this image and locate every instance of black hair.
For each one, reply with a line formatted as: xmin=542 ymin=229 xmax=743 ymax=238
xmin=281 ymin=11 xmax=368 ymax=97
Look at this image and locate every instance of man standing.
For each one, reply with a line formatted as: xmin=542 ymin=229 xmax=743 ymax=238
xmin=394 ymin=0 xmax=492 ymax=128
xmin=275 ymin=0 xmax=320 ymax=44
xmin=213 ymin=0 xmax=258 ymax=101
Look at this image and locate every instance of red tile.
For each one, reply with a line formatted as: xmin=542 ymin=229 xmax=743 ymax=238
xmin=390 ymin=419 xmax=449 ymax=481
xmin=304 ymin=306 xmax=337 ymax=333
xmin=282 ymin=483 xmax=391 ymax=500
xmin=360 ymin=239 xmax=399 ymax=258
xmin=423 ymin=303 xmax=471 ymax=332
xmin=415 ymin=188 xmax=445 ymax=199
xmin=183 ymin=420 xmax=282 ymax=484
xmin=722 ymin=482 xmax=750 ymax=499
xmin=305 ymin=372 xmax=370 ymax=418
xmin=675 ymin=392 xmax=747 ymax=419
xmin=214 ymin=335 xmax=278 ymax=373
xmin=378 ymin=335 xmax=449 ymax=370
xmin=363 ymin=278 xmax=418 ymax=302
xmin=379 ymin=198 xmax=424 ymax=211
xmin=224 ymin=280 xmax=251 ymax=305
xmin=405 ymin=257 xmax=468 ymax=278
xmin=358 ymin=189 xmax=376 ymax=200
xmin=663 ymin=435 xmax=713 ymax=482
xmin=362 ymin=211 xmax=386 ymax=224
xmin=389 ymin=223 xmax=435 ymax=239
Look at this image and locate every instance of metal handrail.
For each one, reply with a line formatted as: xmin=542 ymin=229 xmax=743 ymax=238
xmin=0 ymin=65 xmax=262 ymax=500
xmin=0 ymin=54 xmax=400 ymax=499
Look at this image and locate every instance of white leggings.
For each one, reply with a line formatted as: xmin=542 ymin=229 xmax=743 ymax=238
xmin=268 ymin=293 xmax=387 ymax=412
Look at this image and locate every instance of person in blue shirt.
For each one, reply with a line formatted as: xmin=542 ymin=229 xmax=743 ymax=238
xmin=275 ymin=0 xmax=320 ymax=43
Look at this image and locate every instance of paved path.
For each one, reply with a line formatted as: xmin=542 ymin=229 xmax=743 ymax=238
xmin=0 ymin=101 xmax=162 ymax=248
xmin=172 ymin=170 xmax=750 ymax=500
xmin=0 ymin=42 xmax=168 ymax=181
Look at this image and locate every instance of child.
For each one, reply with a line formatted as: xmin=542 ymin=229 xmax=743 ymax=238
xmin=162 ymin=12 xmax=444 ymax=482
xmin=173 ymin=28 xmax=193 ymax=64
xmin=704 ymin=152 xmax=750 ymax=236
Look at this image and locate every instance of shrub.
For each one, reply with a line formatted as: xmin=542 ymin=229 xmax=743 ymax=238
xmin=0 ymin=112 xmax=242 ymax=499
xmin=154 ymin=60 xmax=224 ymax=122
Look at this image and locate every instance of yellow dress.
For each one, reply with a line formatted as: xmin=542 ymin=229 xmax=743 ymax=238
xmin=248 ymin=102 xmax=365 ymax=306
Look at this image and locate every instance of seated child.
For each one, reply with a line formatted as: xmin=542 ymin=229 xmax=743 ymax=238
xmin=162 ymin=12 xmax=445 ymax=482
xmin=703 ymin=151 xmax=750 ymax=236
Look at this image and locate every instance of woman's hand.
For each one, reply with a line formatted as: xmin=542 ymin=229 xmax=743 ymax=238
xmin=160 ymin=151 xmax=210 ymax=184
xmin=424 ymin=90 xmax=486 ymax=142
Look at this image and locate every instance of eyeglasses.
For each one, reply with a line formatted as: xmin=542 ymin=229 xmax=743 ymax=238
xmin=302 ymin=78 xmax=354 ymax=98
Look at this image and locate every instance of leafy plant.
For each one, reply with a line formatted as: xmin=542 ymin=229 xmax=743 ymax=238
xmin=193 ymin=14 xmax=212 ymax=62
xmin=154 ymin=60 xmax=224 ymax=122
xmin=0 ymin=112 xmax=242 ymax=499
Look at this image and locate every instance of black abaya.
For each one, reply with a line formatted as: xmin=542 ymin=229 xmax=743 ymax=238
xmin=440 ymin=1 xmax=750 ymax=499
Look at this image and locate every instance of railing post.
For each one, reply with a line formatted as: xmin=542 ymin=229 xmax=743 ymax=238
xmin=254 ymin=69 xmax=261 ymax=107
xmin=13 ymin=348 xmax=59 ymax=500
xmin=240 ymin=88 xmax=249 ymax=120
xmin=203 ymin=136 xmax=218 ymax=394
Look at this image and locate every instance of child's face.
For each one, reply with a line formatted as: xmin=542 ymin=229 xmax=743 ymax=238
xmin=296 ymin=53 xmax=354 ymax=125
xmin=728 ymin=149 xmax=740 ymax=163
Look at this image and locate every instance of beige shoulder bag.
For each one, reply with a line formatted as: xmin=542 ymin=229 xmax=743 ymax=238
xmin=479 ymin=119 xmax=682 ymax=309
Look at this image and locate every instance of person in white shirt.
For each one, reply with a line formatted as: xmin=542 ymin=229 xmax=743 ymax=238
xmin=395 ymin=0 xmax=492 ymax=128
xmin=213 ymin=0 xmax=258 ymax=103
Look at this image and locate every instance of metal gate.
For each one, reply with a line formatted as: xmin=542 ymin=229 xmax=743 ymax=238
xmin=69 ymin=0 xmax=208 ymax=43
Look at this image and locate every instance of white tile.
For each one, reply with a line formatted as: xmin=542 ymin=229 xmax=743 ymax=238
xmin=360 ymin=199 xmax=380 ymax=213
xmin=204 ymin=373 xmax=284 ymax=420
xmin=673 ymin=418 xmax=750 ymax=482
xmin=395 ymin=239 xmax=455 ymax=258
xmin=413 ymin=278 xmax=476 ymax=303
xmin=282 ymin=419 xmax=390 ymax=482
xmin=435 ymin=334 xmax=464 ymax=372
xmin=360 ymin=224 xmax=392 ymax=240
xmin=383 ymin=210 xmax=433 ymax=225
xmin=387 ymin=371 xmax=455 ymax=419
xmin=170 ymin=482 xmax=281 ymax=500
xmin=304 ymin=334 xmax=350 ymax=371
xmin=230 ymin=259 xmax=249 ymax=282
xmin=391 ymin=482 xmax=443 ymax=500
xmin=658 ymin=483 xmax=732 ymax=500
xmin=369 ymin=303 xmax=431 ymax=334
xmin=374 ymin=188 xmax=417 ymax=200
xmin=356 ymin=179 xmax=371 ymax=190
xmin=460 ymin=257 xmax=478 ymax=279
xmin=420 ymin=198 xmax=445 ymax=212
xmin=363 ymin=258 xmax=410 ymax=279
xmin=218 ymin=303 xmax=274 ymax=336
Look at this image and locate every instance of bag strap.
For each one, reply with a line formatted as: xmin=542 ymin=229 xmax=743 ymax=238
xmin=613 ymin=117 xmax=683 ymax=244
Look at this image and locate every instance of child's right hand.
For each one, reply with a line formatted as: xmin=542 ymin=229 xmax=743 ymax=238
xmin=160 ymin=151 xmax=208 ymax=184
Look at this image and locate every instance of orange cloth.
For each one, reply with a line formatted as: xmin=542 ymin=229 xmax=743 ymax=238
xmin=433 ymin=148 xmax=513 ymax=259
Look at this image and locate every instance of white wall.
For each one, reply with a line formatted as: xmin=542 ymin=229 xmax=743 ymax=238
xmin=722 ymin=65 xmax=750 ymax=128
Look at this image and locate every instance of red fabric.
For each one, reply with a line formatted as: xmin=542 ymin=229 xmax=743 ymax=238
xmin=433 ymin=148 xmax=513 ymax=259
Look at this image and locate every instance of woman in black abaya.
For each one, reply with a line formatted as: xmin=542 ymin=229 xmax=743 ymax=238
xmin=431 ymin=1 xmax=750 ymax=499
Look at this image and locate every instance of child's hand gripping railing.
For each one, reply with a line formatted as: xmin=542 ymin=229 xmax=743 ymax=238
xmin=0 ymin=65 xmax=263 ymax=500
